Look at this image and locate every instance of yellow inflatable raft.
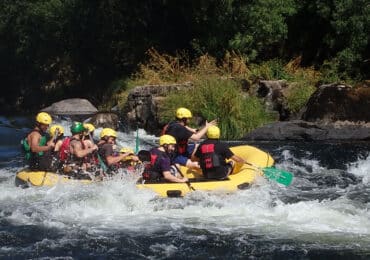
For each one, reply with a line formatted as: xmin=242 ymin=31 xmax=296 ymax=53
xmin=136 ymin=145 xmax=274 ymax=197
xmin=15 ymin=169 xmax=93 ymax=187
xmin=15 ymin=145 xmax=274 ymax=197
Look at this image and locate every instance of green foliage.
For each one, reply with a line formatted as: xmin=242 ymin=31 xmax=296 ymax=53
xmin=0 ymin=0 xmax=368 ymax=113
xmin=250 ymin=59 xmax=292 ymax=80
xmin=159 ymin=78 xmax=274 ymax=139
xmin=328 ymin=0 xmax=370 ymax=78
xmin=286 ymin=83 xmax=316 ymax=113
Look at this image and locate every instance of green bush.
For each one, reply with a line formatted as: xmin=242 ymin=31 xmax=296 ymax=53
xmin=286 ymin=82 xmax=316 ymax=113
xmin=250 ymin=59 xmax=292 ymax=81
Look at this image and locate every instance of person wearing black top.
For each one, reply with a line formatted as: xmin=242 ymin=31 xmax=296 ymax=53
xmin=194 ymin=126 xmax=245 ymax=180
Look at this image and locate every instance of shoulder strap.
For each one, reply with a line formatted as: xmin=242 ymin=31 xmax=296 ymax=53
xmin=161 ymin=121 xmax=177 ymax=135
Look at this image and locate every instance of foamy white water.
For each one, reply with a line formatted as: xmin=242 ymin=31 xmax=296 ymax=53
xmin=1 ymin=118 xmax=370 ymax=258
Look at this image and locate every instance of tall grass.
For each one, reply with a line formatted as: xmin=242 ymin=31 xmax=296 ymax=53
xmin=284 ymin=57 xmax=319 ymax=113
xmin=117 ymin=50 xmax=334 ymax=138
xmin=159 ymin=78 xmax=274 ymax=139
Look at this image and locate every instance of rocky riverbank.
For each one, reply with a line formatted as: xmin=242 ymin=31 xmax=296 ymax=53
xmin=41 ymin=81 xmax=370 ymax=141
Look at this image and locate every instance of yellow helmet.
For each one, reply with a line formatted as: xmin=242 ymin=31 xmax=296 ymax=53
xmin=207 ymin=126 xmax=220 ymax=139
xmin=120 ymin=147 xmax=134 ymax=154
xmin=159 ymin=134 xmax=177 ymax=146
xmin=120 ymin=147 xmax=134 ymax=161
xmin=176 ymin=107 xmax=192 ymax=119
xmin=36 ymin=112 xmax=52 ymax=125
xmin=100 ymin=128 xmax=117 ymax=139
xmin=83 ymin=123 xmax=95 ymax=133
xmin=49 ymin=125 xmax=64 ymax=138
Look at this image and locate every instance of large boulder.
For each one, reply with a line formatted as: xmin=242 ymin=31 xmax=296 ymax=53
xmin=243 ymin=120 xmax=370 ymax=141
xmin=42 ymin=98 xmax=98 ymax=115
xmin=302 ymin=83 xmax=370 ymax=122
xmin=123 ymin=83 xmax=192 ymax=134
xmin=253 ymin=80 xmax=290 ymax=120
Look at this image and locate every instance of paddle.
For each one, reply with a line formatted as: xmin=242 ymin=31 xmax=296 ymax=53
xmin=40 ymin=128 xmax=60 ymax=185
xmin=87 ymin=131 xmax=108 ymax=174
xmin=244 ymin=162 xmax=293 ymax=186
xmin=135 ymin=127 xmax=139 ymax=154
xmin=173 ymin=164 xmax=195 ymax=191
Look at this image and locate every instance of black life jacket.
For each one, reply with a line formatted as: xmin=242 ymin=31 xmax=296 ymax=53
xmin=142 ymin=152 xmax=163 ymax=181
xmin=199 ymin=143 xmax=221 ymax=171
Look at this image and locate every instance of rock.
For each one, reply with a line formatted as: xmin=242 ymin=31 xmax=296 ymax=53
xmin=122 ymin=83 xmax=192 ymax=134
xmin=89 ymin=112 xmax=119 ymax=130
xmin=243 ymin=120 xmax=370 ymax=141
xmin=302 ymin=83 xmax=370 ymax=122
xmin=254 ymin=80 xmax=290 ymax=120
xmin=41 ymin=98 xmax=98 ymax=115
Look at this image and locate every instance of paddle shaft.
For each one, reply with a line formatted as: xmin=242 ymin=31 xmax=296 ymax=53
xmin=41 ymin=128 xmax=60 ymax=186
xmin=88 ymin=132 xmax=108 ymax=175
xmin=173 ymin=164 xmax=195 ymax=191
xmin=135 ymin=127 xmax=139 ymax=154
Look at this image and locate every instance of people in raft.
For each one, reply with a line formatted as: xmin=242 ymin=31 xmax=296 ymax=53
xmin=142 ymin=134 xmax=188 ymax=183
xmin=97 ymin=128 xmax=139 ymax=174
xmin=22 ymin=112 xmax=55 ymax=171
xmin=23 ymin=112 xmax=244 ymax=183
xmin=163 ymin=107 xmax=217 ymax=169
xmin=193 ymin=126 xmax=246 ymax=180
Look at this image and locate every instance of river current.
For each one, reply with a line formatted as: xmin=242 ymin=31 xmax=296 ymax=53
xmin=0 ymin=116 xmax=369 ymax=259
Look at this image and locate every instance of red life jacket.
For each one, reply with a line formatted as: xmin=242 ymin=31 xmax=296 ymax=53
xmin=199 ymin=143 xmax=221 ymax=170
xmin=59 ymin=137 xmax=71 ymax=162
xmin=59 ymin=137 xmax=86 ymax=162
xmin=142 ymin=153 xmax=162 ymax=181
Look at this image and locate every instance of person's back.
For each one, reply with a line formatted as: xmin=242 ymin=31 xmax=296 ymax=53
xmin=194 ymin=126 xmax=245 ymax=180
xmin=195 ymin=139 xmax=233 ymax=179
xmin=67 ymin=122 xmax=98 ymax=173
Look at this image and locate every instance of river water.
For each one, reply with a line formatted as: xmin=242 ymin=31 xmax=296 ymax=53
xmin=0 ymin=116 xmax=369 ymax=259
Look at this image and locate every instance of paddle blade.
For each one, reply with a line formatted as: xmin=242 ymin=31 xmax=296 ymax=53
xmin=262 ymin=167 xmax=293 ymax=186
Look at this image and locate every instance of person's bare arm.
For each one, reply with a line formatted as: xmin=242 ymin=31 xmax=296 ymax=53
xmin=29 ymin=132 xmax=54 ymax=153
xmin=189 ymin=119 xmax=217 ymax=141
xmin=72 ymin=142 xmax=97 ymax=158
xmin=231 ymin=154 xmax=245 ymax=163
xmin=163 ymin=171 xmax=188 ymax=183
xmin=106 ymin=152 xmax=139 ymax=166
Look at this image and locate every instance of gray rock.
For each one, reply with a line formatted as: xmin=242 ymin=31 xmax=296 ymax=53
xmin=302 ymin=83 xmax=370 ymax=122
xmin=122 ymin=83 xmax=192 ymax=134
xmin=89 ymin=112 xmax=119 ymax=130
xmin=42 ymin=98 xmax=98 ymax=115
xmin=243 ymin=120 xmax=370 ymax=141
